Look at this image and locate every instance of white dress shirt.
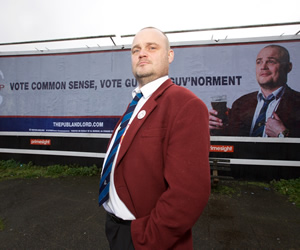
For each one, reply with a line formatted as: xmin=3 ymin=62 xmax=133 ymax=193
xmin=250 ymin=86 xmax=286 ymax=137
xmin=102 ymin=76 xmax=169 ymax=220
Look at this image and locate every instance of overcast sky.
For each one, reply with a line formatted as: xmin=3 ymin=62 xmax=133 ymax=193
xmin=0 ymin=0 xmax=300 ymax=51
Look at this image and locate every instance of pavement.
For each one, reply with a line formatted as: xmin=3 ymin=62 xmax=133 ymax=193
xmin=0 ymin=176 xmax=299 ymax=250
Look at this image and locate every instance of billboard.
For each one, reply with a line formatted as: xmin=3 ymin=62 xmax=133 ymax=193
xmin=0 ymin=39 xmax=299 ymax=136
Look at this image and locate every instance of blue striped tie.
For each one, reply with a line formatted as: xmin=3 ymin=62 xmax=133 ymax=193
xmin=98 ymin=92 xmax=143 ymax=206
xmin=251 ymin=95 xmax=275 ymax=137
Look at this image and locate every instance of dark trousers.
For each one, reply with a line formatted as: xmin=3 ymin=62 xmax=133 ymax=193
xmin=105 ymin=213 xmax=134 ymax=250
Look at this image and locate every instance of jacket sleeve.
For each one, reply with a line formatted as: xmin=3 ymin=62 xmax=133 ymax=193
xmin=131 ymin=97 xmax=211 ymax=249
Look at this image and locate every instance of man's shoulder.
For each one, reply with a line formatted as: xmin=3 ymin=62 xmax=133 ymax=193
xmin=160 ymin=79 xmax=200 ymax=100
xmin=285 ymin=86 xmax=300 ymax=98
xmin=281 ymin=86 xmax=300 ymax=109
xmin=154 ymin=80 xmax=207 ymax=110
xmin=233 ymin=91 xmax=258 ymax=105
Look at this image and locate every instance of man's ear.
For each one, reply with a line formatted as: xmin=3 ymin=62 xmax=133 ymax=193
xmin=168 ymin=49 xmax=174 ymax=64
xmin=287 ymin=62 xmax=292 ymax=73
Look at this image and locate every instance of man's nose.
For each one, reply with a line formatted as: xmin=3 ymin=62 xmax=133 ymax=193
xmin=138 ymin=48 xmax=147 ymax=58
xmin=261 ymin=61 xmax=268 ymax=69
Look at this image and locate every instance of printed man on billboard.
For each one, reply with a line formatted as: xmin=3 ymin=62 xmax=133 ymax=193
xmin=209 ymin=44 xmax=300 ymax=137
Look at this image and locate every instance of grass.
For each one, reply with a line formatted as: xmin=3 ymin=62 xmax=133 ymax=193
xmin=1 ymin=159 xmax=299 ymax=207
xmin=211 ymin=184 xmax=236 ymax=196
xmin=0 ymin=159 xmax=100 ymax=180
xmin=211 ymin=179 xmax=300 ymax=207
xmin=271 ymin=178 xmax=300 ymax=208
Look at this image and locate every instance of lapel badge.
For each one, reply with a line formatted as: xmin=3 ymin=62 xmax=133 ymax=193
xmin=138 ymin=110 xmax=146 ymax=119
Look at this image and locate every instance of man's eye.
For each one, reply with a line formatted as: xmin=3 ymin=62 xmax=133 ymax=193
xmin=132 ymin=49 xmax=139 ymax=54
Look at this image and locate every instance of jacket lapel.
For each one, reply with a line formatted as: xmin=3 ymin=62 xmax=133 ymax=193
xmin=275 ymin=86 xmax=292 ymax=120
xmin=115 ymin=79 xmax=173 ymax=167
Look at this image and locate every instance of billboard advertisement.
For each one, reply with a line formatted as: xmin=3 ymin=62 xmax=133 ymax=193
xmin=0 ymin=39 xmax=299 ymax=137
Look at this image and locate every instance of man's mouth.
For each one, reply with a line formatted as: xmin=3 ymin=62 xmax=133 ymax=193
xmin=260 ymin=72 xmax=270 ymax=77
xmin=138 ymin=60 xmax=150 ymax=66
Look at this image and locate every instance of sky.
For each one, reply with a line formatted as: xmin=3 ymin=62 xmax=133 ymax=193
xmin=0 ymin=0 xmax=299 ymax=52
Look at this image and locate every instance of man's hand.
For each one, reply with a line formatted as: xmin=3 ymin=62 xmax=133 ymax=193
xmin=265 ymin=113 xmax=286 ymax=137
xmin=209 ymin=109 xmax=224 ymax=130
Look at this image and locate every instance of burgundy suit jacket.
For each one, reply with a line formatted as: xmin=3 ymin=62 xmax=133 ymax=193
xmin=110 ymin=79 xmax=211 ymax=249
xmin=229 ymin=85 xmax=300 ymax=137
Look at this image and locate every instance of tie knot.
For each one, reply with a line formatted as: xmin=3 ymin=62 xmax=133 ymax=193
xmin=135 ymin=92 xmax=143 ymax=101
xmin=263 ymin=94 xmax=275 ymax=104
xmin=130 ymin=92 xmax=143 ymax=107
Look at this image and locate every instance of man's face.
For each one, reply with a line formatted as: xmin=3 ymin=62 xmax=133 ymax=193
xmin=256 ymin=47 xmax=291 ymax=89
xmin=131 ymin=28 xmax=174 ymax=86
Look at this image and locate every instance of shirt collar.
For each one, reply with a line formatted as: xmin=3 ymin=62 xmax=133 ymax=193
xmin=132 ymin=76 xmax=169 ymax=99
xmin=257 ymin=85 xmax=286 ymax=101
